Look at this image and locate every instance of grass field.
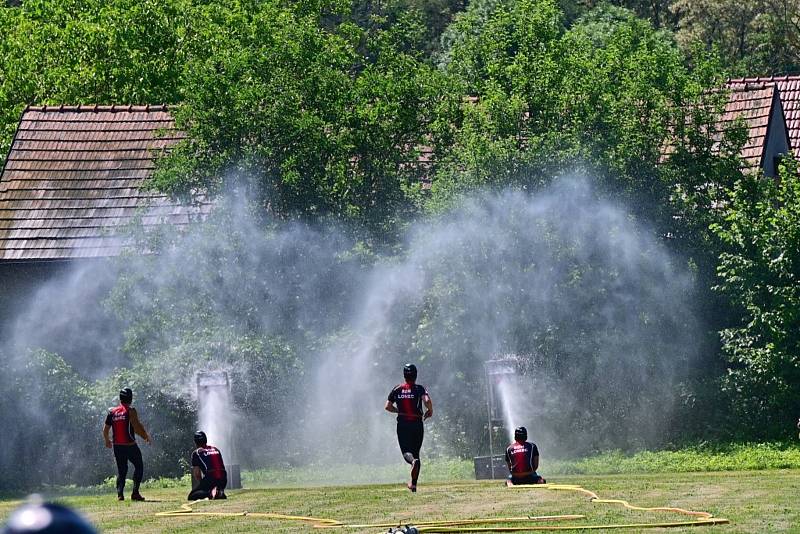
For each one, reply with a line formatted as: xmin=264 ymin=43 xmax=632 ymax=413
xmin=1 ymin=468 xmax=799 ymax=533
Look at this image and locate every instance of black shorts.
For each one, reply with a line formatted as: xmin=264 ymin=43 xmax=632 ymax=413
xmin=508 ymin=473 xmax=545 ymax=485
xmin=112 ymin=444 xmax=143 ymax=476
xmin=396 ymin=419 xmax=424 ymax=458
xmin=188 ymin=473 xmax=227 ymax=501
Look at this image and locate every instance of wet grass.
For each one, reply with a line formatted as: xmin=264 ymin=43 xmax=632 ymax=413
xmin=1 ymin=469 xmax=799 ymax=533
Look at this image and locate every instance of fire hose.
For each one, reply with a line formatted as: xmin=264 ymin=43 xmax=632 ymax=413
xmin=154 ymin=482 xmax=730 ymax=531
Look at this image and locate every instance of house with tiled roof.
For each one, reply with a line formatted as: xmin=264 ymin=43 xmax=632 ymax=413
xmin=728 ymin=75 xmax=800 ymax=161
xmin=0 ymin=105 xmax=209 ymax=336
xmin=0 ymin=82 xmax=796 ymax=265
xmin=717 ymin=81 xmax=792 ymax=177
xmin=0 ymin=104 xmax=210 ymax=262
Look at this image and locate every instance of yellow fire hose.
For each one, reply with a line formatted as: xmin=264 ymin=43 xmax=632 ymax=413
xmin=154 ymin=482 xmax=730 ymax=531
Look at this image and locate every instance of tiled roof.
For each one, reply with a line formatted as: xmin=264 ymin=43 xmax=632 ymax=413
xmin=728 ymin=75 xmax=800 ymax=159
xmin=661 ymin=83 xmax=782 ymax=171
xmin=0 ymin=105 xmax=210 ymax=261
xmin=719 ymin=82 xmax=781 ymax=169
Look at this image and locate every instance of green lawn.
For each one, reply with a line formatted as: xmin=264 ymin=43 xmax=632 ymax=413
xmin=1 ymin=469 xmax=799 ymax=533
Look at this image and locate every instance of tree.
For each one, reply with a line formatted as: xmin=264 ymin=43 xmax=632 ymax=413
xmin=0 ymin=0 xmax=188 ymax=162
xmin=671 ymin=0 xmax=800 ymax=76
xmin=347 ymin=0 xmax=467 ymax=57
xmin=711 ymin=162 xmax=800 ymax=437
xmin=559 ymin=0 xmax=679 ymax=29
xmin=433 ymin=1 xmax=736 ymax=241
xmin=151 ymin=0 xmax=459 ymax=238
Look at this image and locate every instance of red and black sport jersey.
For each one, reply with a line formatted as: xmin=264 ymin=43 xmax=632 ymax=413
xmin=105 ymin=405 xmax=135 ymax=445
xmin=191 ymin=445 xmax=226 ymax=478
xmin=388 ymin=382 xmax=428 ymax=422
xmin=505 ymin=441 xmax=539 ymax=475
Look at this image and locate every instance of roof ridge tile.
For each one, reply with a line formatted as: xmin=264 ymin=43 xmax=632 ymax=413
xmin=25 ymin=104 xmax=170 ymax=113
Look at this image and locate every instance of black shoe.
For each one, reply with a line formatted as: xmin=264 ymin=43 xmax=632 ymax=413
xmin=217 ymin=491 xmax=227 ymax=500
xmin=131 ymin=492 xmax=145 ymax=501
xmin=117 ymin=494 xmax=125 ymax=501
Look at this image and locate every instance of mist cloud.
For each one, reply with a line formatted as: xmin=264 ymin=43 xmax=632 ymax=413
xmin=0 ymin=174 xmax=701 ymax=485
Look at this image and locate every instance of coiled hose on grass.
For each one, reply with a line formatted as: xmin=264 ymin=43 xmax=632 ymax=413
xmin=154 ymin=482 xmax=729 ymax=531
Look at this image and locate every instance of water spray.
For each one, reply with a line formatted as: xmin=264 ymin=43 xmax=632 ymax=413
xmin=475 ymin=356 xmax=523 ymax=479
xmin=196 ymin=370 xmax=242 ymax=489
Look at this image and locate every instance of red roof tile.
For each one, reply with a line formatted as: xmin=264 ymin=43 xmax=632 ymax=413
xmin=720 ymin=82 xmax=778 ymax=169
xmin=0 ymin=105 xmax=210 ymax=261
xmin=662 ymin=82 xmax=782 ymax=171
xmin=728 ymin=75 xmax=800 ymax=159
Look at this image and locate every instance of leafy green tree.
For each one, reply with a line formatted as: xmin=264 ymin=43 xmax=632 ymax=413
xmin=711 ymin=162 xmax=800 ymax=437
xmin=0 ymin=0 xmax=189 ymax=161
xmin=347 ymin=0 xmax=467 ymax=56
xmin=433 ymin=1 xmax=737 ymax=241
xmin=671 ymin=0 xmax=800 ymax=75
xmin=558 ymin=0 xmax=679 ymax=29
xmin=151 ymin=0 xmax=458 ymax=238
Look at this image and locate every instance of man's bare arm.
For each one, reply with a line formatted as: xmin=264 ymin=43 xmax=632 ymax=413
xmin=532 ymin=455 xmax=539 ymax=472
xmin=384 ymin=400 xmax=398 ymax=413
xmin=129 ymin=407 xmax=152 ymax=443
xmin=192 ymin=466 xmax=203 ymax=482
xmin=423 ymin=395 xmax=433 ymax=420
xmin=103 ymin=424 xmax=112 ymax=448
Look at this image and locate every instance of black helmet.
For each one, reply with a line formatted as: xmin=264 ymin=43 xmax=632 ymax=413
xmin=403 ymin=363 xmax=417 ymax=382
xmin=194 ymin=430 xmax=207 ymax=446
xmin=1 ymin=501 xmax=96 ymax=534
xmin=514 ymin=426 xmax=527 ymax=442
xmin=119 ymin=388 xmax=133 ymax=404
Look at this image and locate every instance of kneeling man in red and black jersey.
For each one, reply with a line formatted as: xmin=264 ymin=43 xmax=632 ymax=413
xmin=188 ymin=431 xmax=228 ymax=501
xmin=505 ymin=426 xmax=546 ymax=486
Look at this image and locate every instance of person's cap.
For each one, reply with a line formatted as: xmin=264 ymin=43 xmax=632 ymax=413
xmin=514 ymin=426 xmax=527 ymax=441
xmin=119 ymin=388 xmax=133 ymax=403
xmin=1 ymin=501 xmax=96 ymax=534
xmin=403 ymin=363 xmax=417 ymax=381
xmin=193 ymin=430 xmax=207 ymax=445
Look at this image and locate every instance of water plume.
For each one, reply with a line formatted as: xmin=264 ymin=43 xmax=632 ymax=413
xmin=0 ymin=174 xmax=702 ymax=487
xmin=302 ymin=175 xmax=700 ymax=462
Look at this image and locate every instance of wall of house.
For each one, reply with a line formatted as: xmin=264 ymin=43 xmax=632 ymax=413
xmin=0 ymin=259 xmax=127 ymax=377
xmin=0 ymin=261 xmax=69 ymax=328
xmin=763 ymin=94 xmax=791 ymax=177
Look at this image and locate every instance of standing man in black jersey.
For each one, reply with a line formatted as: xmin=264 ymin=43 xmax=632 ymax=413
xmin=385 ymin=363 xmax=433 ymax=492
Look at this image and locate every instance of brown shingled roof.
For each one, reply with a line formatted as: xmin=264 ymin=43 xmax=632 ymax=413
xmin=661 ymin=83 xmax=783 ymax=171
xmin=728 ymin=75 xmax=800 ymax=159
xmin=0 ymin=105 xmax=210 ymax=261
xmin=719 ymin=82 xmax=781 ymax=169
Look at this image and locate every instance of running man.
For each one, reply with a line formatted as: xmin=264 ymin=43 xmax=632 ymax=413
xmin=504 ymin=426 xmax=546 ymax=486
xmin=102 ymin=387 xmax=151 ymax=501
xmin=188 ymin=431 xmax=228 ymax=501
xmin=385 ymin=363 xmax=433 ymax=492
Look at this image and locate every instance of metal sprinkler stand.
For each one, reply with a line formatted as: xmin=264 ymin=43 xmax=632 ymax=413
xmin=474 ymin=357 xmax=518 ymax=480
xmin=196 ymin=370 xmax=242 ymax=489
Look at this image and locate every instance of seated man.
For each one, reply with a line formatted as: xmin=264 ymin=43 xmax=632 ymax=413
xmin=505 ymin=426 xmax=546 ymax=486
xmin=187 ymin=431 xmax=228 ymax=501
